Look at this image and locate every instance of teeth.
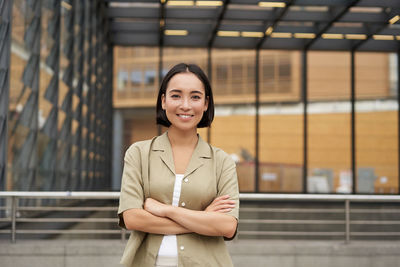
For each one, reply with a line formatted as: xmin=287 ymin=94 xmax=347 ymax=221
xmin=179 ymin=115 xmax=191 ymax=118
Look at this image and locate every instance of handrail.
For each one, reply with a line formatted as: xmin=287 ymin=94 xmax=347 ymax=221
xmin=0 ymin=191 xmax=120 ymax=199
xmin=239 ymin=193 xmax=400 ymax=202
xmin=1 ymin=192 xmax=400 ymax=243
xmin=0 ymin=191 xmax=399 ymax=201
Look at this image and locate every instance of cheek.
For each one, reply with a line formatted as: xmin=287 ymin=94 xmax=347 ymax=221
xmin=193 ymin=100 xmax=206 ymax=110
xmin=164 ymin=99 xmax=177 ymax=110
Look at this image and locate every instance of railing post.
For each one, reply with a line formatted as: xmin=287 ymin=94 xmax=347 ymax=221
xmin=345 ymin=199 xmax=350 ymax=243
xmin=11 ymin=196 xmax=17 ymax=243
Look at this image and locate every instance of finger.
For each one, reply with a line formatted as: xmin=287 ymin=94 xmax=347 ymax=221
xmin=213 ymin=201 xmax=235 ymax=208
xmin=216 ymin=208 xmax=232 ymax=213
xmin=216 ymin=200 xmax=235 ymax=205
xmin=214 ymin=195 xmax=230 ymax=202
xmin=215 ymin=204 xmax=235 ymax=210
xmin=214 ymin=198 xmax=235 ymax=203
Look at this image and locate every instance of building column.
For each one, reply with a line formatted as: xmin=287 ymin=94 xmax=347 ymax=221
xmin=255 ymin=49 xmax=260 ymax=193
xmin=350 ymin=50 xmax=356 ymax=194
xmin=207 ymin=47 xmax=212 ymax=144
xmin=302 ymin=50 xmax=308 ymax=193
xmin=112 ymin=110 xmax=124 ymax=191
xmin=397 ymin=50 xmax=400 ymax=194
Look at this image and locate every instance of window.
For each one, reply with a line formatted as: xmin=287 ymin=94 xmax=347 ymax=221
xmin=130 ymin=71 xmax=142 ymax=87
xmin=117 ymin=70 xmax=129 ymax=91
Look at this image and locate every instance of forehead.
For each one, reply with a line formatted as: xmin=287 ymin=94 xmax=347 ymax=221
xmin=166 ymin=72 xmax=205 ymax=93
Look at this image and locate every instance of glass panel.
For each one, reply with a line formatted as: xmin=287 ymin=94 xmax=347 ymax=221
xmin=70 ymin=0 xmax=85 ymax=190
xmin=117 ymin=70 xmax=129 ymax=91
xmin=131 ymin=71 xmax=142 ymax=87
xmin=212 ymin=50 xmax=255 ymax=104
xmin=260 ymin=51 xmax=299 ymax=102
xmin=37 ymin=0 xmax=58 ymax=191
xmin=259 ymin=50 xmax=303 ymax=193
xmin=8 ymin=0 xmax=39 ymax=191
xmin=355 ymin=52 xmax=398 ymax=194
xmin=123 ymin=116 xmax=159 ymax=152
xmin=7 ymin=0 xmax=110 ymax=192
xmin=163 ymin=47 xmax=208 ymax=71
xmin=231 ymin=62 xmax=243 ymax=94
xmin=144 ymin=69 xmax=157 ymax=97
xmin=212 ymin=49 xmax=256 ymax=192
xmin=113 ymin=47 xmax=159 ymax=107
xmin=57 ymin=0 xmax=73 ymax=190
xmin=308 ymin=51 xmax=351 ymax=194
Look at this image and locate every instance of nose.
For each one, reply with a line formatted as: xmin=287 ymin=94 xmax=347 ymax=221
xmin=180 ymin=96 xmax=191 ymax=110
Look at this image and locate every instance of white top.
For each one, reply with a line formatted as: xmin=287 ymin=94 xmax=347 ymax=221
xmin=157 ymin=174 xmax=184 ymax=257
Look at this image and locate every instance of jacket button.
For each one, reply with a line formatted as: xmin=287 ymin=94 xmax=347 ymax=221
xmin=180 ymin=246 xmax=184 ymax=250
xmin=181 ymin=202 xmax=186 ymax=207
xmin=184 ymin=178 xmax=188 ymax=183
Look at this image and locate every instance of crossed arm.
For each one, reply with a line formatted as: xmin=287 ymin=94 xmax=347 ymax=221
xmin=122 ymin=195 xmax=237 ymax=239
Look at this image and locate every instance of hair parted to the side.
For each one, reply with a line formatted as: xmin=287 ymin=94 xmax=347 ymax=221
xmin=156 ymin=63 xmax=215 ymax=128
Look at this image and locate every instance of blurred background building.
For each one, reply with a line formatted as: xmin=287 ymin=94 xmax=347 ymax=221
xmin=114 ymin=47 xmax=398 ymax=195
xmin=1 ymin=0 xmax=400 ymax=196
xmin=3 ymin=0 xmax=113 ymax=192
xmin=3 ymin=3 xmax=400 ymax=264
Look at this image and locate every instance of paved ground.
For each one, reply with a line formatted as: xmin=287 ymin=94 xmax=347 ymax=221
xmin=1 ymin=239 xmax=400 ymax=267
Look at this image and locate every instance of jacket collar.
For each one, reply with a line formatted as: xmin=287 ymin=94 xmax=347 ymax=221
xmin=152 ymin=131 xmax=211 ymax=177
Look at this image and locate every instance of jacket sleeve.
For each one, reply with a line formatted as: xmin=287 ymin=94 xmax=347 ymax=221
xmin=216 ymin=150 xmax=240 ymax=240
xmin=117 ymin=144 xmax=145 ymax=229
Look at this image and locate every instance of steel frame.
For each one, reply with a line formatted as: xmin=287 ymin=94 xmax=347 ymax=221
xmin=0 ymin=0 xmax=13 ymax=190
xmin=2 ymin=0 xmax=113 ymax=191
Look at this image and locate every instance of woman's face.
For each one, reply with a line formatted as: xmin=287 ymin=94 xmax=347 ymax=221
xmin=162 ymin=72 xmax=208 ymax=132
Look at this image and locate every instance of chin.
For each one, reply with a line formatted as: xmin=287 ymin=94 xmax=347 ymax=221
xmin=170 ymin=123 xmax=199 ymax=132
xmin=176 ymin=125 xmax=197 ymax=132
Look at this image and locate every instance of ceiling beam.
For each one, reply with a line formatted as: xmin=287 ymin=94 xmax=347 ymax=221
xmin=352 ymin=9 xmax=394 ymax=51
xmin=256 ymin=0 xmax=294 ymax=50
xmin=304 ymin=0 xmax=361 ymax=50
xmin=295 ymin=0 xmax=400 ymax=8
xmin=207 ymin=0 xmax=230 ymax=48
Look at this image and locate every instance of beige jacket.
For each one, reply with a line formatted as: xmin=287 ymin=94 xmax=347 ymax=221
xmin=118 ymin=131 xmax=239 ymax=267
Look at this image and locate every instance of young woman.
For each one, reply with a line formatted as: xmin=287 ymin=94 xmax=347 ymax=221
xmin=118 ymin=63 xmax=239 ymax=267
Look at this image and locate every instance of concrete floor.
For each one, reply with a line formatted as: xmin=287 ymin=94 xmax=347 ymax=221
xmin=1 ymin=239 xmax=400 ymax=267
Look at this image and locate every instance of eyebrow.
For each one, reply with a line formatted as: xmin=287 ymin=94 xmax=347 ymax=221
xmin=168 ymin=89 xmax=204 ymax=95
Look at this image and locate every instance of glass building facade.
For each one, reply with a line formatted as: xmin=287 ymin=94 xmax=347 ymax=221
xmin=1 ymin=1 xmax=399 ymax=196
xmin=113 ymin=47 xmax=399 ymax=195
xmin=1 ymin=0 xmax=113 ymax=191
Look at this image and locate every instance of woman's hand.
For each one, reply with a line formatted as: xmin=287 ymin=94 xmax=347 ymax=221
xmin=144 ymin=198 xmax=170 ymax=217
xmin=142 ymin=195 xmax=236 ymax=238
xmin=205 ymin=195 xmax=235 ymax=213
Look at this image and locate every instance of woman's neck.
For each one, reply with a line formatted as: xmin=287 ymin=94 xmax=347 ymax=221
xmin=167 ymin=127 xmax=198 ymax=148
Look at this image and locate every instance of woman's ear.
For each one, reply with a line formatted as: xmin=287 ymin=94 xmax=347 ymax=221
xmin=204 ymin=96 xmax=209 ymax=112
xmin=161 ymin=94 xmax=166 ymax=110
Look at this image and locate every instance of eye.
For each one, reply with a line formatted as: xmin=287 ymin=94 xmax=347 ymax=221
xmin=170 ymin=94 xmax=180 ymax=99
xmin=192 ymin=95 xmax=201 ymax=100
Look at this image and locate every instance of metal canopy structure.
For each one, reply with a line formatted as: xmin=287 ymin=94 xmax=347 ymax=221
xmin=106 ymin=0 xmax=400 ymax=51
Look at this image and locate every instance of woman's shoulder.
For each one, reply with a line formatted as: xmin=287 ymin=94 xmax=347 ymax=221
xmin=125 ymin=136 xmax=158 ymax=155
xmin=208 ymin=143 xmax=235 ymax=165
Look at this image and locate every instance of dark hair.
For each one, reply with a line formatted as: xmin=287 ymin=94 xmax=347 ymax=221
xmin=156 ymin=63 xmax=214 ymax=128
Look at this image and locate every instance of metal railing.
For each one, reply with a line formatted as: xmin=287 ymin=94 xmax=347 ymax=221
xmin=0 ymin=192 xmax=400 ymax=243
xmin=239 ymin=194 xmax=400 ymax=242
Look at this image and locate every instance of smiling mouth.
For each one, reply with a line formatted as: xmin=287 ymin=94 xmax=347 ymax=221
xmin=177 ymin=114 xmax=193 ymax=119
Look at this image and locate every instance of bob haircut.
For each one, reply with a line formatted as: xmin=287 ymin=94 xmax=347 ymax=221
xmin=156 ymin=63 xmax=214 ymax=128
